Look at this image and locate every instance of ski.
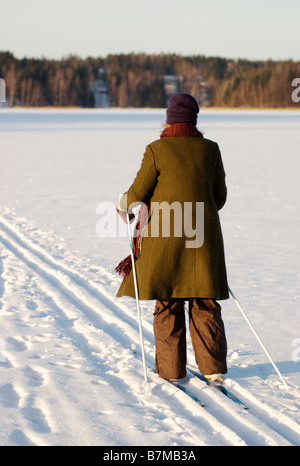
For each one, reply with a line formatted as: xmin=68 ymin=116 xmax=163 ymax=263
xmin=163 ymin=377 xmax=206 ymax=407
xmin=187 ymin=366 xmax=248 ymax=410
xmin=146 ymin=362 xmax=205 ymax=407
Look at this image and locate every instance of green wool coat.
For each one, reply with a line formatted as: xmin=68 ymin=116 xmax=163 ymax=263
xmin=116 ymin=136 xmax=229 ymax=301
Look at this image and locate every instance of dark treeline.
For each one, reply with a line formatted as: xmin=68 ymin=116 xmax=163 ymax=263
xmin=1 ymin=51 xmax=300 ymax=108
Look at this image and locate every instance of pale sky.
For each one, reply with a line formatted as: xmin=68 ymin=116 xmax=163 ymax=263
xmin=1 ymin=0 xmax=299 ymax=61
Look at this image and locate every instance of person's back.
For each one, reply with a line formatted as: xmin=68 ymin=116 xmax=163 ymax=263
xmin=117 ymin=133 xmax=228 ymax=300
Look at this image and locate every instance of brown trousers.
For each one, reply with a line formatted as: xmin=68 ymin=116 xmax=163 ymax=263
xmin=153 ymin=298 xmax=227 ymax=379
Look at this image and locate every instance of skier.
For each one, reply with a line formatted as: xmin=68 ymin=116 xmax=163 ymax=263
xmin=116 ymin=93 xmax=228 ymax=383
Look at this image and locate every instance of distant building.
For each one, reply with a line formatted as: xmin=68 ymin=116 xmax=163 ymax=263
xmin=163 ymin=75 xmax=182 ymax=99
xmin=90 ymin=69 xmax=110 ymax=108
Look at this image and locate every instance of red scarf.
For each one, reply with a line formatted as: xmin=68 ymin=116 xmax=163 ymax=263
xmin=115 ymin=123 xmax=203 ymax=280
xmin=160 ymin=122 xmax=203 ymax=139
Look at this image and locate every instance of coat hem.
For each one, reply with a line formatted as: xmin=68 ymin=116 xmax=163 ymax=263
xmin=116 ymin=291 xmax=230 ymax=301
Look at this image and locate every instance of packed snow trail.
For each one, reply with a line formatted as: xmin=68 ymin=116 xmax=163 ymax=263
xmin=0 ymin=210 xmax=299 ymax=446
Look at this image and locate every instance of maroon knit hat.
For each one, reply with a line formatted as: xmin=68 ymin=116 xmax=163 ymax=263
xmin=166 ymin=93 xmax=199 ymax=125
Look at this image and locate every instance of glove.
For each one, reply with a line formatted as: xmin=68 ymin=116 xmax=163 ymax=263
xmin=116 ymin=205 xmax=135 ymax=224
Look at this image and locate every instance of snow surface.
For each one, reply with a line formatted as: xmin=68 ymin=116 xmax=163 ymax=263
xmin=0 ymin=108 xmax=299 ymax=446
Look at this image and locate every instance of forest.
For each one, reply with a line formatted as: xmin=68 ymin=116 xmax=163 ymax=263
xmin=0 ymin=51 xmax=300 ymax=108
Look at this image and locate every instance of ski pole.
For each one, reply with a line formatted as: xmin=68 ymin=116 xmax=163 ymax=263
xmin=228 ymin=286 xmax=289 ymax=390
xmin=126 ymin=212 xmax=148 ymax=383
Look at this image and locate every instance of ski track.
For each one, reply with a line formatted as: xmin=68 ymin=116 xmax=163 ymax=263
xmin=0 ymin=212 xmax=299 ymax=446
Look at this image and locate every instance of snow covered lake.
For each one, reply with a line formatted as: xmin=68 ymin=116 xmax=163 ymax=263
xmin=0 ymin=107 xmax=299 ymax=446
